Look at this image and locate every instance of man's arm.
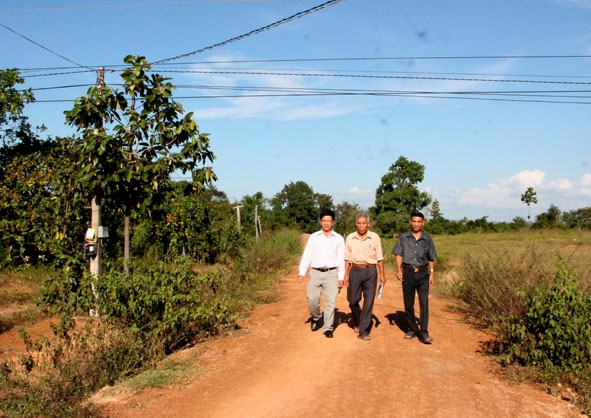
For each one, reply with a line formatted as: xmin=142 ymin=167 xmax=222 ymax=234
xmin=377 ymin=259 xmax=386 ymax=284
xmin=396 ymin=255 xmax=404 ymax=281
xmin=344 ymin=261 xmax=352 ymax=287
xmin=297 ymin=237 xmax=313 ymax=284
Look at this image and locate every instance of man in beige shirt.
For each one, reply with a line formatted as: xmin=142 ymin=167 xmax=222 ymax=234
xmin=344 ymin=213 xmax=387 ymax=341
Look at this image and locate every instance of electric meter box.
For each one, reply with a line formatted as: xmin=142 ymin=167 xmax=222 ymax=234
xmin=98 ymin=226 xmax=109 ymax=239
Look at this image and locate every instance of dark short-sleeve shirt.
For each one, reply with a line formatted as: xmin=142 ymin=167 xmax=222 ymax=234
xmin=392 ymin=231 xmax=437 ymax=267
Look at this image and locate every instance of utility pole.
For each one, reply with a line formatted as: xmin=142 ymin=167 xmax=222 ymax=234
xmin=88 ymin=66 xmax=105 ymax=316
xmin=255 ymin=205 xmax=259 ymax=242
xmin=233 ymin=205 xmax=243 ymax=227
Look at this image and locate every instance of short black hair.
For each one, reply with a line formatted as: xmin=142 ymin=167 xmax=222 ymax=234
xmin=410 ymin=210 xmax=424 ymax=220
xmin=319 ymin=208 xmax=336 ymax=221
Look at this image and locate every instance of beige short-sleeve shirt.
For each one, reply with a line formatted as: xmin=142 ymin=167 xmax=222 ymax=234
xmin=344 ymin=230 xmax=384 ymax=264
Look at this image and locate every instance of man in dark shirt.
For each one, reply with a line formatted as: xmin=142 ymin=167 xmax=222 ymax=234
xmin=392 ymin=211 xmax=437 ymax=344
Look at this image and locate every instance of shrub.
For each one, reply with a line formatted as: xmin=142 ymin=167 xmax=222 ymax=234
xmin=96 ymin=261 xmax=239 ymax=354
xmin=454 ymin=246 xmax=591 ymax=414
xmin=452 ymin=243 xmax=554 ymax=325
xmin=2 ymin=230 xmax=302 ymax=417
xmin=494 ymin=260 xmax=591 ymax=372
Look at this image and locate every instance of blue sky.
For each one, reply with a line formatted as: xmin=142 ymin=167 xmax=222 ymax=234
xmin=1 ymin=0 xmax=591 ymax=222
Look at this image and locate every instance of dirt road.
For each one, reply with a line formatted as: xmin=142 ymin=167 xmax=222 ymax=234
xmin=96 ymin=263 xmax=581 ymax=418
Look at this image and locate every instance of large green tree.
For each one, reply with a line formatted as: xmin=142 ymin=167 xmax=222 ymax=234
xmin=0 ymin=69 xmax=83 ymax=266
xmin=373 ymin=156 xmax=431 ymax=235
xmin=64 ymin=55 xmax=216 ymax=271
xmin=0 ymin=68 xmax=35 ymax=146
xmin=271 ymin=181 xmax=333 ymax=232
xmin=334 ymin=201 xmax=360 ymax=236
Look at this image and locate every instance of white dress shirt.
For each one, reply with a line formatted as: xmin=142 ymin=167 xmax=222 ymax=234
xmin=298 ymin=230 xmax=345 ymax=281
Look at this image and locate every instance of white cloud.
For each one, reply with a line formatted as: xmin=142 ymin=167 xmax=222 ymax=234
xmin=436 ymin=169 xmax=591 ymax=221
xmin=334 ymin=186 xmax=374 ymax=208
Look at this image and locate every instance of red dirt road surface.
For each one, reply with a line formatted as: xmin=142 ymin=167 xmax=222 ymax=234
xmin=96 ymin=264 xmax=582 ymax=418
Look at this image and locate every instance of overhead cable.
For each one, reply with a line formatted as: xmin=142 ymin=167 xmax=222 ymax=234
xmin=0 ymin=0 xmax=294 ymax=14
xmin=153 ymin=0 xmax=344 ymax=64
xmin=0 ymin=21 xmax=92 ymax=69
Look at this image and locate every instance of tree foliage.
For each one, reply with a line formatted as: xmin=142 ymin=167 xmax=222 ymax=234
xmin=0 ymin=68 xmax=35 ymax=145
xmin=65 ymin=55 xmax=216 ymax=212
xmin=521 ymin=186 xmax=538 ymax=220
xmin=64 ymin=56 xmax=217 ymax=269
xmin=372 ymin=156 xmax=431 ymax=235
xmin=270 ymin=181 xmax=334 ymax=232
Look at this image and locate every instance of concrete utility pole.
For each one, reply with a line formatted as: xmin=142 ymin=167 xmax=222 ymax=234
xmin=88 ymin=66 xmax=105 ymax=316
xmin=233 ymin=205 xmax=243 ymax=227
xmin=255 ymin=205 xmax=262 ymax=242
xmin=255 ymin=205 xmax=259 ymax=242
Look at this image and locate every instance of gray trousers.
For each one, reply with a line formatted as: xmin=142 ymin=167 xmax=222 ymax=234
xmin=347 ymin=266 xmax=377 ymax=337
xmin=307 ymin=269 xmax=339 ymax=332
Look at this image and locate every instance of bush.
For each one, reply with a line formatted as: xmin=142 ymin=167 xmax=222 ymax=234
xmin=3 ymin=230 xmax=303 ymax=417
xmin=494 ymin=260 xmax=591 ymax=372
xmin=452 ymin=244 xmax=554 ymax=325
xmin=97 ymin=261 xmax=240 ymax=354
xmin=453 ymin=247 xmax=591 ymax=414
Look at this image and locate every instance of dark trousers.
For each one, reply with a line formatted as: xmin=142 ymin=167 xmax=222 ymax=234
xmin=402 ymin=270 xmax=430 ymax=336
xmin=347 ymin=266 xmax=377 ymax=336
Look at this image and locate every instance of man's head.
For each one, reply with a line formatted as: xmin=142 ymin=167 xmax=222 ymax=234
xmin=410 ymin=210 xmax=425 ymax=233
xmin=318 ymin=208 xmax=336 ymax=232
xmin=355 ymin=213 xmax=370 ymax=236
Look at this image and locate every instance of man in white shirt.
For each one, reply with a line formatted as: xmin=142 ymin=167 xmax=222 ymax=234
xmin=297 ymin=209 xmax=345 ymax=338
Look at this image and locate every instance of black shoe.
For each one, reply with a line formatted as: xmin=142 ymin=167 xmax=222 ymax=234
xmin=311 ymin=319 xmax=321 ymax=332
xmin=404 ymin=331 xmax=417 ymax=340
xmin=420 ymin=333 xmax=433 ymax=344
xmin=324 ymin=330 xmax=333 ymax=338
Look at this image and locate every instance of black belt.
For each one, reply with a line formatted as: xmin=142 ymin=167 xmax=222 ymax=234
xmin=312 ymin=267 xmax=337 ymax=272
xmin=402 ymin=264 xmax=428 ymax=272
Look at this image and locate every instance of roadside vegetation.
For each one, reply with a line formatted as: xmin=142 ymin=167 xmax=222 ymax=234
xmin=0 ymin=229 xmax=301 ymax=418
xmin=433 ymin=230 xmax=591 ymax=415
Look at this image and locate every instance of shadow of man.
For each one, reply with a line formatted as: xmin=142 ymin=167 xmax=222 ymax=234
xmin=385 ymin=310 xmax=410 ymax=334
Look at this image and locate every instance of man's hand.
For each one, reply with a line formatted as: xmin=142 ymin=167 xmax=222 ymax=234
xmin=397 ymin=270 xmax=404 ymax=282
xmin=338 ymin=279 xmax=344 ymax=289
xmin=297 ymin=275 xmax=305 ymax=284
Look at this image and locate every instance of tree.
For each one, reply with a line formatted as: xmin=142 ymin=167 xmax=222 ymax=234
xmin=373 ymin=156 xmax=431 ymax=235
xmin=64 ymin=56 xmax=216 ymax=273
xmin=564 ymin=207 xmax=591 ymax=230
xmin=0 ymin=69 xmax=79 ymax=266
xmin=334 ymin=201 xmax=360 ymax=236
xmin=270 ymin=181 xmax=331 ymax=232
xmin=0 ymin=68 xmax=35 ymax=146
xmin=430 ymin=199 xmax=442 ymax=220
xmin=520 ymin=187 xmax=538 ymax=220
xmin=533 ymin=204 xmax=563 ymax=229
xmin=239 ymin=192 xmax=270 ymax=236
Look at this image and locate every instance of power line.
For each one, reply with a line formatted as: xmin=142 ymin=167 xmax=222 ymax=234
xmin=153 ymin=0 xmax=344 ymax=64
xmin=0 ymin=0 xmax=294 ymax=14
xmin=0 ymin=21 xmax=91 ymax=69
xmin=156 ymin=69 xmax=591 ymax=85
xmin=29 ymin=86 xmax=591 ymax=105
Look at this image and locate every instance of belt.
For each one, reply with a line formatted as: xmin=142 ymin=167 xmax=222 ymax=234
xmin=312 ymin=267 xmax=337 ymax=272
xmin=402 ymin=264 xmax=428 ymax=273
xmin=351 ymin=263 xmax=376 ymax=268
